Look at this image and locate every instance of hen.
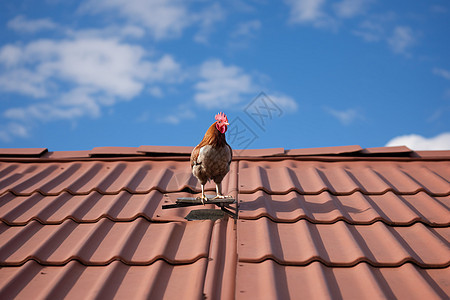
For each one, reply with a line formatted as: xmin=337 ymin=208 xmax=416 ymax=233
xmin=190 ymin=112 xmax=232 ymax=204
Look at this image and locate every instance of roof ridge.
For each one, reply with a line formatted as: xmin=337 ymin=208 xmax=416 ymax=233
xmin=1 ymin=145 xmax=449 ymax=160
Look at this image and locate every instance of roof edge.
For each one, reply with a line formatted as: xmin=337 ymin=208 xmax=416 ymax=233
xmin=286 ymin=145 xmax=363 ymax=156
xmin=0 ymin=145 xmax=449 ymax=160
xmin=0 ymin=148 xmax=48 ymax=157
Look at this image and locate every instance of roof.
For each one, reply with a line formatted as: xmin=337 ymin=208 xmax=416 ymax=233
xmin=0 ymin=145 xmax=449 ymax=299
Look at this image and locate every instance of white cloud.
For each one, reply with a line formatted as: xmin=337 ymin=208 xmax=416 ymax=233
xmin=80 ymin=0 xmax=225 ymax=42
xmin=194 ymin=59 xmax=255 ymax=109
xmin=267 ymin=94 xmax=298 ymax=112
xmin=7 ymin=15 xmax=57 ymax=33
xmin=285 ymin=0 xmax=326 ymax=23
xmin=38 ymin=39 xmax=147 ymax=98
xmin=386 ymin=133 xmax=450 ymax=150
xmin=5 ymin=102 xmax=91 ymax=122
xmin=228 ymin=20 xmax=262 ymax=49
xmin=194 ymin=60 xmax=297 ymax=112
xmin=334 ymin=0 xmax=373 ymax=18
xmin=352 ymin=12 xmax=395 ymax=42
xmin=159 ymin=105 xmax=196 ymax=124
xmin=285 ymin=1 xmax=418 ymax=57
xmin=433 ymin=68 xmax=450 ymax=80
xmin=80 ymin=0 xmax=191 ymax=40
xmin=231 ymin=20 xmax=261 ymax=38
xmin=0 ymin=38 xmax=181 ymax=99
xmin=285 ymin=0 xmax=360 ymax=29
xmin=352 ymin=14 xmax=419 ymax=56
xmin=148 ymin=86 xmax=164 ymax=98
xmin=388 ymin=26 xmax=415 ymax=54
xmin=0 ymin=45 xmax=23 ymax=66
xmin=285 ymin=0 xmax=338 ymax=29
xmin=0 ymin=68 xmax=48 ymax=98
xmin=66 ymin=25 xmax=146 ymax=40
xmin=324 ymin=107 xmax=363 ymax=125
xmin=3 ymin=87 xmax=103 ymax=123
xmin=193 ymin=3 xmax=225 ymax=44
xmin=352 ymin=20 xmax=384 ymax=42
xmin=0 ymin=123 xmax=29 ymax=143
xmin=0 ymin=35 xmax=182 ymax=139
xmin=146 ymin=54 xmax=182 ymax=83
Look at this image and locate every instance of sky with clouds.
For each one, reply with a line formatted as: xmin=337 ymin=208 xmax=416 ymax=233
xmin=0 ymin=0 xmax=449 ymax=151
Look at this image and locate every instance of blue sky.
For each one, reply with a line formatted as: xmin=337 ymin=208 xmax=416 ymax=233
xmin=0 ymin=0 xmax=449 ymax=151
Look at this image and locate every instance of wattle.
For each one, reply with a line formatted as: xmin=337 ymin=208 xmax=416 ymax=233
xmin=216 ymin=124 xmax=227 ymax=133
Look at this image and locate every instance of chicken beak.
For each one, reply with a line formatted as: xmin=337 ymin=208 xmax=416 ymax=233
xmin=224 ymin=121 xmax=229 ymax=126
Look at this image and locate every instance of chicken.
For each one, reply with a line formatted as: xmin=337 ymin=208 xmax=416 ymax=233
xmin=190 ymin=112 xmax=232 ymax=204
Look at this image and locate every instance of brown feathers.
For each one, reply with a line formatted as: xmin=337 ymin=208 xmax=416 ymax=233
xmin=191 ymin=121 xmax=230 ymax=168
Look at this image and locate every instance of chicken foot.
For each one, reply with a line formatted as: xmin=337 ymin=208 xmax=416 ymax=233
xmin=198 ymin=184 xmax=208 ymax=205
xmin=212 ymin=182 xmax=232 ymax=200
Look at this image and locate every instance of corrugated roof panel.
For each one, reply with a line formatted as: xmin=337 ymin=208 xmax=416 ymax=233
xmin=0 ymin=260 xmax=208 ymax=300
xmin=238 ymin=191 xmax=450 ymax=226
xmin=236 ymin=261 xmax=450 ymax=300
xmin=0 ymin=219 xmax=214 ymax=265
xmin=238 ymin=160 xmax=450 ymax=195
xmin=237 ymin=218 xmax=450 ymax=267
xmin=0 ymin=160 xmax=238 ymax=196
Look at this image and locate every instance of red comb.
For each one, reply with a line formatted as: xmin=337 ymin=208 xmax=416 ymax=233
xmin=215 ymin=112 xmax=228 ymax=122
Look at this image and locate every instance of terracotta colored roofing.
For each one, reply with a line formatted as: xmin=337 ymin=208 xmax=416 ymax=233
xmin=0 ymin=145 xmax=449 ymax=299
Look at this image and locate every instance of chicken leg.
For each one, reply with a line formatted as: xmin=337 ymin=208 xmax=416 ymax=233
xmin=212 ymin=182 xmax=231 ymax=200
xmin=199 ymin=184 xmax=208 ymax=205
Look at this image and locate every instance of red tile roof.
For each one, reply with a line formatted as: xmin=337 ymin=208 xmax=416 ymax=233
xmin=0 ymin=145 xmax=449 ymax=299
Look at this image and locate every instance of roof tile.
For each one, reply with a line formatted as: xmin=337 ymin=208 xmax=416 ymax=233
xmin=0 ymin=160 xmax=238 ymax=196
xmin=0 ymin=145 xmax=449 ymax=299
xmin=236 ymin=261 xmax=450 ymax=299
xmin=238 ymin=191 xmax=450 ymax=226
xmin=0 ymin=191 xmax=224 ymax=225
xmin=0 ymin=219 xmax=213 ymax=265
xmin=0 ymin=260 xmax=208 ymax=300
xmin=238 ymin=160 xmax=450 ymax=195
xmin=237 ymin=218 xmax=450 ymax=267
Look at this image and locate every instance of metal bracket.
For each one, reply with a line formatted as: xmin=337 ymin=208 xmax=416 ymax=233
xmin=162 ymin=195 xmax=238 ymax=219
